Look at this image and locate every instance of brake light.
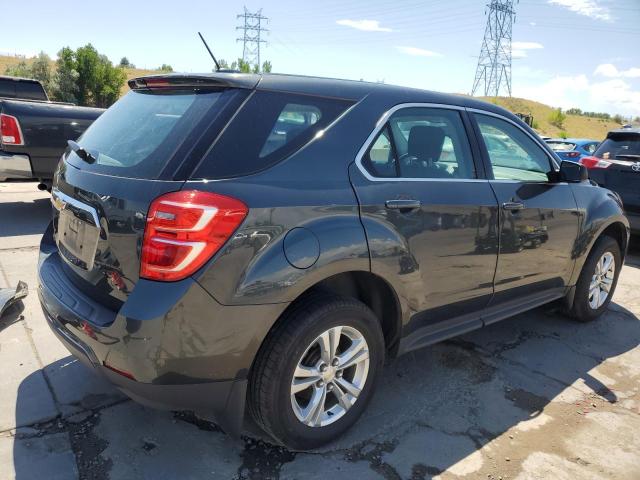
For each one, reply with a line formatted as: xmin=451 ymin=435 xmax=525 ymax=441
xmin=140 ymin=190 xmax=248 ymax=281
xmin=565 ymin=151 xmax=580 ymax=158
xmin=0 ymin=114 xmax=24 ymax=145
xmin=580 ymin=156 xmax=612 ymax=169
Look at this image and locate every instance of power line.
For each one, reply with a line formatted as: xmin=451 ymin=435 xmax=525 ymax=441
xmin=236 ymin=7 xmax=268 ymax=69
xmin=472 ymin=0 xmax=517 ymax=97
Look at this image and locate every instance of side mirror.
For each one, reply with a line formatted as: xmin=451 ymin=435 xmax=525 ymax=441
xmin=559 ymin=160 xmax=588 ymax=183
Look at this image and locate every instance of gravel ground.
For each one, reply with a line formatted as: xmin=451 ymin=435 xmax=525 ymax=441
xmin=1 ymin=180 xmax=639 ymax=480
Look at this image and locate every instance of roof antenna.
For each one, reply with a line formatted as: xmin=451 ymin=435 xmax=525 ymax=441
xmin=198 ymin=32 xmax=221 ymax=71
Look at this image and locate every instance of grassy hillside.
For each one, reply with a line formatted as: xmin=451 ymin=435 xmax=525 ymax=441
xmin=480 ymin=96 xmax=620 ymax=140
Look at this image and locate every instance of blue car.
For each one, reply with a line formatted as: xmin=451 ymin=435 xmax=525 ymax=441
xmin=546 ymin=138 xmax=600 ymax=161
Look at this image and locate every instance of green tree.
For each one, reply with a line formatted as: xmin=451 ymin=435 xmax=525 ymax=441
xmin=612 ymin=114 xmax=624 ymax=125
xmin=30 ymin=52 xmax=52 ymax=84
xmin=4 ymin=60 xmax=31 ymax=78
xmin=51 ymin=47 xmax=79 ymax=104
xmin=119 ymin=57 xmax=135 ymax=68
xmin=548 ymin=108 xmax=566 ymax=129
xmin=236 ymin=58 xmax=251 ymax=73
xmin=157 ymin=64 xmax=173 ymax=72
xmin=73 ymin=44 xmax=126 ymax=107
xmin=261 ymin=60 xmax=272 ymax=73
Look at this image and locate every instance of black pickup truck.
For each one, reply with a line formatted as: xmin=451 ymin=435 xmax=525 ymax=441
xmin=0 ymin=76 xmax=103 ymax=188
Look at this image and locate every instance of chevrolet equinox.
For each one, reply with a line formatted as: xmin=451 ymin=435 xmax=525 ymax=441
xmin=38 ymin=73 xmax=630 ymax=450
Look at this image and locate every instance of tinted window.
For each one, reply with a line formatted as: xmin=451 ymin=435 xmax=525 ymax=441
xmin=594 ymin=133 xmax=640 ymax=159
xmin=475 ymin=114 xmax=551 ymax=181
xmin=16 ymin=81 xmax=47 ymax=100
xmin=67 ymin=89 xmax=228 ymax=179
xmin=0 ymin=79 xmax=16 ymax=98
xmin=388 ymin=108 xmax=476 ymax=179
xmin=363 ymin=127 xmax=397 ymax=178
xmin=193 ymin=91 xmax=353 ymax=179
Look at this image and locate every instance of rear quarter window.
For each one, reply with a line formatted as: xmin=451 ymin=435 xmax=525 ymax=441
xmin=192 ymin=91 xmax=354 ymax=179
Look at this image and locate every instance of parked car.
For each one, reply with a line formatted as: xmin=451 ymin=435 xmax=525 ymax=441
xmin=580 ymin=127 xmax=640 ymax=234
xmin=545 ymin=138 xmax=599 ymax=161
xmin=0 ymin=76 xmax=103 ymax=188
xmin=38 ymin=73 xmax=629 ymax=450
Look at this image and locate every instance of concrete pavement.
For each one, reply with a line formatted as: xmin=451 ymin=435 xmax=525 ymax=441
xmin=1 ymin=181 xmax=639 ymax=479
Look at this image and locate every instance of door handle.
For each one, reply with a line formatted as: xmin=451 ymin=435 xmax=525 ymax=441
xmin=502 ymin=201 xmax=525 ymax=211
xmin=385 ymin=199 xmax=422 ymax=210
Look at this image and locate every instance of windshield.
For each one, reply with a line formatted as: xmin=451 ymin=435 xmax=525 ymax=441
xmin=67 ymin=89 xmax=228 ymax=179
xmin=594 ymin=133 xmax=640 ymax=159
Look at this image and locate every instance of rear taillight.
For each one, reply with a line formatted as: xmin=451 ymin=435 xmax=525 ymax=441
xmin=140 ymin=190 xmax=248 ymax=281
xmin=580 ymin=156 xmax=612 ymax=169
xmin=0 ymin=114 xmax=24 ymax=145
xmin=565 ymin=151 xmax=580 ymax=158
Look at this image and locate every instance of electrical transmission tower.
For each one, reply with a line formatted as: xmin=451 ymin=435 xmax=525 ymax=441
xmin=471 ymin=0 xmax=517 ymax=97
xmin=236 ymin=7 xmax=268 ymax=70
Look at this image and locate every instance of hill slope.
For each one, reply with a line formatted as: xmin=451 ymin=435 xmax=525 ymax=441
xmin=480 ymin=96 xmax=619 ymax=140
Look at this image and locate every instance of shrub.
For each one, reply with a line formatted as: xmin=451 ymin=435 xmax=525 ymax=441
xmin=548 ymin=108 xmax=566 ymax=129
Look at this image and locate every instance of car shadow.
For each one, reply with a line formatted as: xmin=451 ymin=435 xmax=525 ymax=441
xmin=0 ymin=197 xmax=51 ymax=238
xmin=12 ymin=302 xmax=640 ymax=479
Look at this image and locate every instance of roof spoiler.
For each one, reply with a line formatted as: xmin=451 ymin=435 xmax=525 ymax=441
xmin=128 ymin=73 xmax=259 ymax=91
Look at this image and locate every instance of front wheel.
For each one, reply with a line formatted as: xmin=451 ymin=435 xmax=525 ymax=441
xmin=569 ymin=235 xmax=622 ymax=322
xmin=248 ymin=294 xmax=384 ymax=450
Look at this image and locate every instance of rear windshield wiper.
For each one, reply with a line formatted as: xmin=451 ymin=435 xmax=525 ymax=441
xmin=67 ymin=140 xmax=97 ymax=164
xmin=614 ymin=154 xmax=640 ymax=160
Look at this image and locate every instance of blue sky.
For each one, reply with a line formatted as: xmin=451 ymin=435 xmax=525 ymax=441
xmin=2 ymin=0 xmax=639 ymax=115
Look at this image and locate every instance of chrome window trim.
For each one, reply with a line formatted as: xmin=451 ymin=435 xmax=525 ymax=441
xmin=353 ymin=103 xmax=490 ymax=183
xmin=466 ymin=107 xmax=560 ymax=171
xmin=51 ymin=188 xmax=100 ymax=227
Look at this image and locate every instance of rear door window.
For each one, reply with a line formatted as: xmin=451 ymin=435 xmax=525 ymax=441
xmin=192 ymin=91 xmax=354 ymax=179
xmin=67 ymin=89 xmax=234 ymax=179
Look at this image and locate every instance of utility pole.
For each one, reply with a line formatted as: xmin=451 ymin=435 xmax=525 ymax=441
xmin=471 ymin=0 xmax=517 ymax=97
xmin=236 ymin=7 xmax=268 ymax=70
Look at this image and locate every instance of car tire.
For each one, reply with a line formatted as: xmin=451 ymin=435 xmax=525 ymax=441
xmin=569 ymin=235 xmax=621 ymax=322
xmin=248 ymin=293 xmax=384 ymax=450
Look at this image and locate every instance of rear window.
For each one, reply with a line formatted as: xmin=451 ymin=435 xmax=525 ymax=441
xmin=594 ymin=133 xmax=640 ymax=160
xmin=16 ymin=81 xmax=47 ymax=101
xmin=547 ymin=141 xmax=576 ymax=152
xmin=67 ymin=89 xmax=232 ymax=179
xmin=0 ymin=79 xmax=16 ymax=98
xmin=192 ymin=91 xmax=353 ymax=179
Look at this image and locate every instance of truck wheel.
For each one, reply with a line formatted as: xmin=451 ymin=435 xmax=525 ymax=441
xmin=569 ymin=235 xmax=621 ymax=322
xmin=249 ymin=294 xmax=384 ymax=450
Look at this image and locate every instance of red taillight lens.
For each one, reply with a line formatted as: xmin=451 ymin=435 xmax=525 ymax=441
xmin=0 ymin=114 xmax=24 ymax=145
xmin=580 ymin=156 xmax=612 ymax=169
xmin=566 ymin=151 xmax=580 ymax=158
xmin=140 ymin=190 xmax=248 ymax=281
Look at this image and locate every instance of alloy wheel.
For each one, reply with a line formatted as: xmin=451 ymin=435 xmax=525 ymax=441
xmin=588 ymin=251 xmax=615 ymax=310
xmin=290 ymin=326 xmax=370 ymax=427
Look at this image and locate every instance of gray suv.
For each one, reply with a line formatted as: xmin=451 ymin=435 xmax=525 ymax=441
xmin=38 ymin=73 xmax=629 ymax=449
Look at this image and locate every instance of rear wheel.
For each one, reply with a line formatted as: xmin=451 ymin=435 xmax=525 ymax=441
xmin=569 ymin=235 xmax=622 ymax=322
xmin=248 ymin=294 xmax=384 ymax=450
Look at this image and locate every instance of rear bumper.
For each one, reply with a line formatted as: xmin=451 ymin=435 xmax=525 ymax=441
xmin=0 ymin=151 xmax=32 ymax=178
xmin=37 ymin=225 xmax=288 ymax=435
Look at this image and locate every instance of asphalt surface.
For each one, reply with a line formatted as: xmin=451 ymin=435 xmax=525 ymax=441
xmin=1 ymin=180 xmax=639 ymax=480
